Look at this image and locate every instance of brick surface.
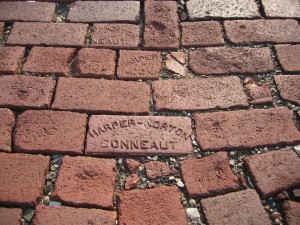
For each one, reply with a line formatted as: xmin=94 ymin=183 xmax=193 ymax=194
xmin=244 ymin=78 xmax=273 ymax=105
xmin=118 ymin=50 xmax=162 ymax=80
xmin=201 ymin=189 xmax=271 ymax=225
xmin=23 ymin=46 xmax=75 ymax=77
xmin=275 ymin=75 xmax=300 ymax=105
xmin=52 ymin=78 xmax=150 ymax=114
xmin=282 ymin=201 xmax=300 ymax=225
xmin=86 ymin=115 xmax=193 ymax=156
xmin=0 ymin=109 xmax=15 ymax=153
xmin=7 ymin=22 xmax=88 ymax=47
xmin=180 ymin=152 xmax=240 ymax=198
xmin=68 ymin=1 xmax=140 ymax=23
xmin=194 ymin=107 xmax=300 ymax=151
xmin=262 ymin=0 xmax=300 ymax=18
xmin=0 ymin=208 xmax=22 ymax=225
xmin=73 ymin=48 xmax=116 ymax=79
xmin=275 ymin=45 xmax=300 ymax=73
xmin=145 ymin=161 xmax=171 ymax=180
xmin=181 ymin=21 xmax=224 ymax=47
xmin=245 ymin=150 xmax=300 ymax=198
xmin=118 ymin=186 xmax=187 ymax=225
xmin=153 ymin=77 xmax=248 ymax=111
xmin=0 ymin=46 xmax=25 ymax=74
xmin=0 ymin=22 xmax=4 ymax=35
xmin=125 ymin=159 xmax=141 ymax=174
xmin=0 ymin=2 xmax=55 ymax=22
xmin=91 ymin=24 xmax=139 ymax=49
xmin=189 ymin=47 xmax=275 ymax=75
xmin=224 ymin=20 xmax=300 ymax=44
xmin=52 ymin=156 xmax=116 ymax=209
xmin=0 ymin=75 xmax=55 ymax=110
xmin=144 ymin=1 xmax=180 ymax=50
xmin=14 ymin=110 xmax=87 ymax=155
xmin=0 ymin=153 xmax=50 ymax=207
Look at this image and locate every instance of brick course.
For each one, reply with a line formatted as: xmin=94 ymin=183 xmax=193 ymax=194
xmin=0 ymin=46 xmax=25 ymax=74
xmin=0 ymin=108 xmax=15 ymax=153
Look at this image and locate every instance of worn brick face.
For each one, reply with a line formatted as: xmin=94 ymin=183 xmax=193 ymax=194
xmin=0 ymin=208 xmax=22 ymax=225
xmin=275 ymin=75 xmax=300 ymax=105
xmin=0 ymin=46 xmax=25 ymax=74
xmin=262 ymin=0 xmax=300 ymax=18
xmin=275 ymin=45 xmax=300 ymax=73
xmin=282 ymin=201 xmax=300 ymax=225
xmin=0 ymin=109 xmax=15 ymax=153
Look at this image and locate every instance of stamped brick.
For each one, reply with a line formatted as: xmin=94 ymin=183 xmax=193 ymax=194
xmin=245 ymin=150 xmax=300 ymax=198
xmin=118 ymin=50 xmax=162 ymax=80
xmin=262 ymin=0 xmax=300 ymax=18
xmin=201 ymin=189 xmax=271 ymax=225
xmin=224 ymin=20 xmax=300 ymax=44
xmin=86 ymin=115 xmax=193 ymax=156
xmin=73 ymin=48 xmax=116 ymax=79
xmin=91 ymin=24 xmax=139 ymax=49
xmin=0 ymin=109 xmax=15 ymax=153
xmin=0 ymin=2 xmax=55 ymax=22
xmin=153 ymin=77 xmax=248 ymax=111
xmin=0 ymin=46 xmax=25 ymax=74
xmin=7 ymin=22 xmax=88 ymax=47
xmin=194 ymin=107 xmax=300 ymax=151
xmin=189 ymin=47 xmax=275 ymax=75
xmin=14 ymin=110 xmax=87 ymax=155
xmin=282 ymin=201 xmax=300 ymax=225
xmin=0 ymin=208 xmax=22 ymax=225
xmin=52 ymin=78 xmax=150 ymax=114
xmin=52 ymin=156 xmax=116 ymax=209
xmin=118 ymin=186 xmax=187 ymax=225
xmin=275 ymin=75 xmax=300 ymax=105
xmin=144 ymin=1 xmax=180 ymax=50
xmin=275 ymin=45 xmax=300 ymax=73
xmin=23 ymin=46 xmax=75 ymax=77
xmin=0 ymin=153 xmax=50 ymax=207
xmin=0 ymin=75 xmax=55 ymax=110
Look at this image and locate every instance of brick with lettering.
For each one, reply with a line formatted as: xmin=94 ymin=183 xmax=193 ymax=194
xmin=0 ymin=109 xmax=15 ymax=153
xmin=0 ymin=46 xmax=25 ymax=74
xmin=275 ymin=45 xmax=300 ymax=73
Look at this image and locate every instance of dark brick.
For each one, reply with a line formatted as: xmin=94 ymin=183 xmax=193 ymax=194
xmin=262 ymin=0 xmax=300 ymax=18
xmin=282 ymin=201 xmax=300 ymax=225
xmin=0 ymin=46 xmax=25 ymax=74
xmin=275 ymin=45 xmax=300 ymax=73
xmin=0 ymin=208 xmax=22 ymax=225
xmin=0 ymin=109 xmax=15 ymax=153
xmin=275 ymin=75 xmax=300 ymax=105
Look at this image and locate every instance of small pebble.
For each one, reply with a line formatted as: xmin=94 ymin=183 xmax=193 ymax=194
xmin=23 ymin=208 xmax=35 ymax=222
xmin=177 ymin=180 xmax=184 ymax=188
xmin=189 ymin=199 xmax=196 ymax=205
xmin=169 ymin=176 xmax=175 ymax=180
xmin=186 ymin=208 xmax=201 ymax=219
xmin=43 ymin=196 xmax=50 ymax=205
xmin=229 ymin=160 xmax=235 ymax=166
xmin=49 ymin=201 xmax=61 ymax=206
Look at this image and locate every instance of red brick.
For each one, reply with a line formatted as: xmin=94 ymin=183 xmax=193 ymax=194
xmin=0 ymin=153 xmax=50 ymax=207
xmin=118 ymin=50 xmax=162 ymax=80
xmin=73 ymin=48 xmax=116 ymax=79
xmin=0 ymin=109 xmax=15 ymax=153
xmin=32 ymin=205 xmax=116 ymax=225
xmin=170 ymin=52 xmax=185 ymax=64
xmin=52 ymin=78 xmax=150 ymax=114
xmin=244 ymin=78 xmax=273 ymax=105
xmin=91 ymin=24 xmax=139 ymax=49
xmin=181 ymin=21 xmax=224 ymax=47
xmin=262 ymin=0 xmax=300 ymax=18
xmin=52 ymin=156 xmax=116 ymax=209
xmin=180 ymin=152 xmax=240 ymax=198
xmin=189 ymin=47 xmax=275 ymax=75
xmin=201 ymin=189 xmax=271 ymax=225
xmin=23 ymin=46 xmax=75 ymax=77
xmin=275 ymin=45 xmax=300 ymax=72
xmin=0 ymin=2 xmax=55 ymax=22
xmin=0 ymin=208 xmax=22 ymax=225
xmin=125 ymin=174 xmax=139 ymax=190
xmin=194 ymin=107 xmax=300 ymax=151
xmin=0 ymin=75 xmax=55 ymax=110
xmin=224 ymin=20 xmax=300 ymax=44
xmin=275 ymin=75 xmax=300 ymax=105
xmin=153 ymin=77 xmax=248 ymax=111
xmin=125 ymin=159 xmax=141 ymax=174
xmin=118 ymin=186 xmax=187 ymax=225
xmin=7 ymin=22 xmax=88 ymax=47
xmin=145 ymin=161 xmax=171 ymax=180
xmin=0 ymin=46 xmax=25 ymax=74
xmin=86 ymin=115 xmax=193 ymax=156
xmin=282 ymin=201 xmax=300 ymax=225
xmin=144 ymin=1 xmax=180 ymax=50
xmin=0 ymin=22 xmax=4 ymax=35
xmin=244 ymin=149 xmax=300 ymax=198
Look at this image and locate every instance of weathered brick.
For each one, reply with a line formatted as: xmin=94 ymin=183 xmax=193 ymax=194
xmin=181 ymin=21 xmax=224 ymax=47
xmin=275 ymin=45 xmax=300 ymax=73
xmin=0 ymin=109 xmax=15 ymax=153
xmin=194 ymin=107 xmax=300 ymax=151
xmin=0 ymin=153 xmax=50 ymax=207
xmin=52 ymin=156 xmax=116 ymax=209
xmin=282 ymin=201 xmax=300 ymax=225
xmin=14 ymin=110 xmax=87 ymax=155
xmin=7 ymin=22 xmax=88 ymax=47
xmin=245 ymin=150 xmax=300 ymax=198
xmin=180 ymin=152 xmax=240 ymax=198
xmin=224 ymin=20 xmax=300 ymax=44
xmin=0 ymin=2 xmax=55 ymax=22
xmin=0 ymin=75 xmax=55 ymax=110
xmin=0 ymin=46 xmax=25 ymax=74
xmin=0 ymin=208 xmax=22 ymax=225
xmin=244 ymin=78 xmax=273 ymax=105
xmin=86 ymin=115 xmax=193 ymax=156
xmin=91 ymin=24 xmax=139 ymax=49
xmin=262 ymin=0 xmax=300 ymax=18
xmin=68 ymin=1 xmax=140 ymax=23
xmin=275 ymin=75 xmax=300 ymax=105
xmin=153 ymin=77 xmax=248 ymax=111
xmin=118 ymin=50 xmax=162 ymax=80
xmin=145 ymin=161 xmax=171 ymax=180
xmin=189 ymin=47 xmax=275 ymax=75
xmin=125 ymin=159 xmax=141 ymax=174
xmin=118 ymin=186 xmax=187 ymax=225
xmin=23 ymin=46 xmax=76 ymax=77
xmin=52 ymin=78 xmax=150 ymax=114
xmin=201 ymin=189 xmax=271 ymax=225
xmin=144 ymin=1 xmax=180 ymax=50
xmin=0 ymin=22 xmax=4 ymax=35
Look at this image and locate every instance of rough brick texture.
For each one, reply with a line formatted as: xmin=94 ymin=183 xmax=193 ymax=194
xmin=145 ymin=161 xmax=171 ymax=180
xmin=275 ymin=45 xmax=300 ymax=72
xmin=262 ymin=0 xmax=300 ymax=18
xmin=0 ymin=108 xmax=15 ymax=153
xmin=282 ymin=201 xmax=300 ymax=225
xmin=0 ymin=46 xmax=25 ymax=74
xmin=0 ymin=22 xmax=4 ymax=35
xmin=194 ymin=107 xmax=300 ymax=151
xmin=0 ymin=208 xmax=22 ymax=225
xmin=275 ymin=75 xmax=300 ymax=105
